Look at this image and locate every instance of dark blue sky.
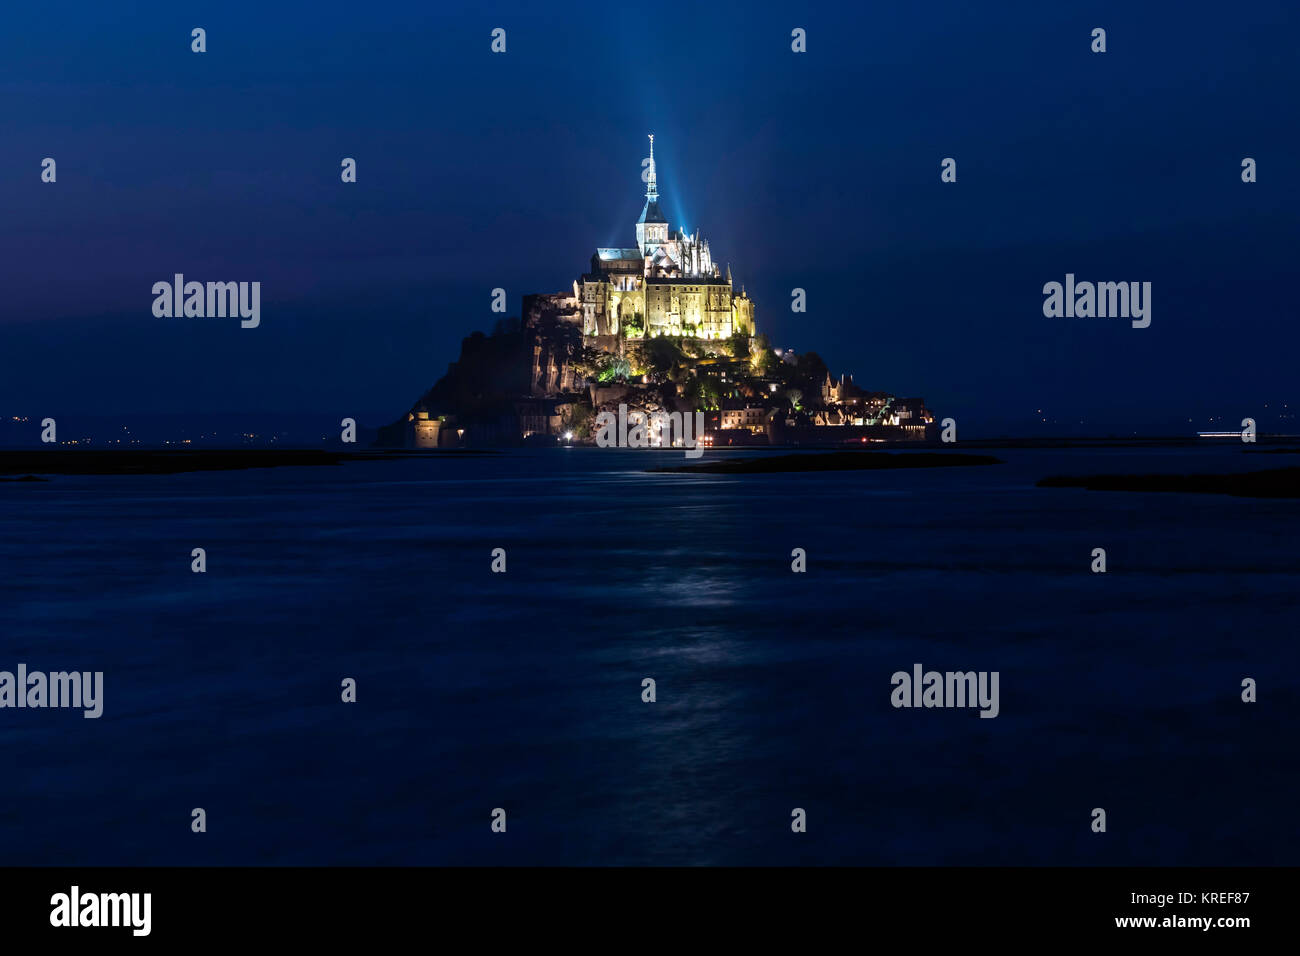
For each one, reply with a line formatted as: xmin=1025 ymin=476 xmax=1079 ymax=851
xmin=1 ymin=0 xmax=1296 ymax=435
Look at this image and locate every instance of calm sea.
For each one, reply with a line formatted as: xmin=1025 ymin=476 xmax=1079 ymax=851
xmin=1 ymin=445 xmax=1296 ymax=865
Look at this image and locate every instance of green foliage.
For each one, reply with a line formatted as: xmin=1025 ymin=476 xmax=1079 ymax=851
xmin=597 ymin=356 xmax=632 ymax=383
xmin=641 ymin=336 xmax=685 ymax=376
xmin=560 ymin=403 xmax=596 ymax=439
xmin=684 ymin=372 xmax=724 ymax=410
xmin=570 ymin=346 xmax=606 ymax=382
xmin=725 ymin=330 xmax=751 ymax=359
xmin=757 ymin=347 xmax=784 ymax=377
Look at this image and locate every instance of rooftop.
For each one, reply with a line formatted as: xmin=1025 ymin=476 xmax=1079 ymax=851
xmin=596 ymin=248 xmax=642 ymax=261
xmin=637 ymin=198 xmax=667 ymax=224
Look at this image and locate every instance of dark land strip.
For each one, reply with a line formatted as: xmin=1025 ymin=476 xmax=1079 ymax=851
xmin=0 ymin=449 xmax=494 ymax=477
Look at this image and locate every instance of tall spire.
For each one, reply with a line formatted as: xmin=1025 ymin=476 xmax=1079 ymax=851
xmin=636 ymin=133 xmax=668 ymax=252
xmin=646 ymin=133 xmax=658 ymax=203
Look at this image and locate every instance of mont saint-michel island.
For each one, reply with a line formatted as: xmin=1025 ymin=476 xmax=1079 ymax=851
xmin=377 ymin=135 xmax=937 ymax=450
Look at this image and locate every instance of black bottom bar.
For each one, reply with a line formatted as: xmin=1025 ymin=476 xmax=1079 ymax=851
xmin=1 ymin=866 xmax=1285 ymax=942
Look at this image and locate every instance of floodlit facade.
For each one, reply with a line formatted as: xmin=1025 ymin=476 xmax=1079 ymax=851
xmin=570 ymin=135 xmax=755 ymax=344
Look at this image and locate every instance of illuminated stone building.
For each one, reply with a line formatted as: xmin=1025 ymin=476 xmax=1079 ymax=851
xmin=407 ymin=406 xmax=443 ymax=448
xmin=559 ymin=135 xmax=755 ymax=347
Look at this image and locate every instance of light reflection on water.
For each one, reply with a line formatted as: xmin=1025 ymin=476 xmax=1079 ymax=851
xmin=0 ymin=445 xmax=1296 ymax=865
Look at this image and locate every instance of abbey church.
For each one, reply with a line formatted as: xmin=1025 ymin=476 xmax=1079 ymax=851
xmin=528 ymin=135 xmax=755 ymax=350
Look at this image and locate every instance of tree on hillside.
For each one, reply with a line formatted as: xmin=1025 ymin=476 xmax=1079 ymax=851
xmin=640 ymin=336 xmax=685 ymax=378
xmin=683 ymin=372 xmax=724 ymax=410
xmin=725 ymin=330 xmax=751 ymax=359
xmin=795 ymin=351 xmax=829 ymax=391
xmin=570 ymin=346 xmax=606 ymax=383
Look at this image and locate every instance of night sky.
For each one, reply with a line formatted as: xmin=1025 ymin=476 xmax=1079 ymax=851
xmin=1 ymin=0 xmax=1296 ymax=435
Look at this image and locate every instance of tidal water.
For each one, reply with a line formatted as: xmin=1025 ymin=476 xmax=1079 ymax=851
xmin=2 ymin=445 xmax=1297 ymax=865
